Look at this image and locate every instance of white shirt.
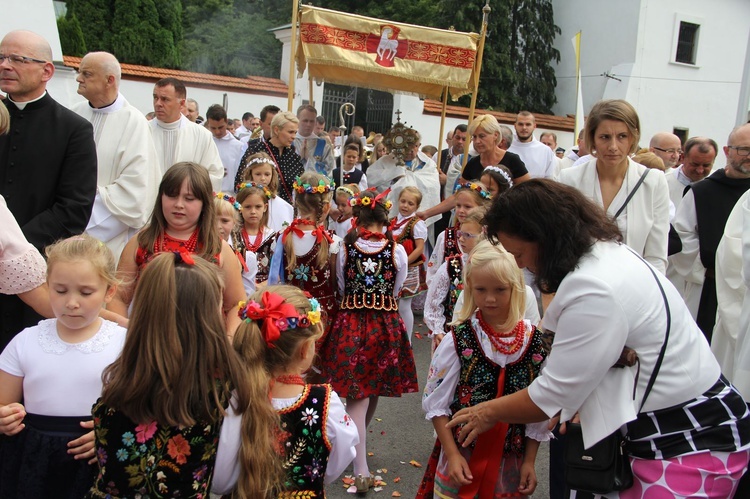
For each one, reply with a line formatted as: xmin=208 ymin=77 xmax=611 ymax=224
xmin=0 ymin=319 xmax=127 ymax=416
xmin=507 ymin=138 xmax=556 ymax=178
xmin=529 ymin=241 xmax=720 ymax=448
xmin=214 ymin=131 xmax=245 ymax=193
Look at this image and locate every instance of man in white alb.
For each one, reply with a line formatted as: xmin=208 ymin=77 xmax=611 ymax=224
xmin=508 ymin=111 xmax=556 ymax=178
xmin=72 ymin=51 xmax=160 ymax=260
xmin=149 ymin=77 xmax=223 ymax=190
xmin=206 ymin=104 xmax=244 ymax=193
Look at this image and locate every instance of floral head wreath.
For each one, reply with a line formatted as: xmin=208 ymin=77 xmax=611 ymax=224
xmin=245 ymin=157 xmax=276 ymax=170
xmin=350 ymin=188 xmax=393 ymax=211
xmin=482 ymin=166 xmax=514 ymax=188
xmin=454 ymin=181 xmax=492 ymax=200
xmin=336 ymin=186 xmax=355 ymax=199
xmin=238 ymin=292 xmax=321 ymax=348
xmin=293 ymin=177 xmax=336 ymax=195
xmin=214 ymin=192 xmax=241 ymax=211
xmin=236 ymin=182 xmax=272 ymax=199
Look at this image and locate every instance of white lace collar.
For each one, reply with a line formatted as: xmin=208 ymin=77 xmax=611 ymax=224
xmin=37 ymin=318 xmax=121 ymax=355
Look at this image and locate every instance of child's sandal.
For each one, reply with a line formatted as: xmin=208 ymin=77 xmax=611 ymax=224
xmin=354 ymin=474 xmax=374 ymax=494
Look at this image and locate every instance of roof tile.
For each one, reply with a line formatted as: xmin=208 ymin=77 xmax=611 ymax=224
xmin=423 ymin=99 xmax=574 ymax=132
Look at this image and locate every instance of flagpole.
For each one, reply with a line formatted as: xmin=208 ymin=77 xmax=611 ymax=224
xmin=436 ymin=86 xmax=449 ymax=174
xmin=309 ymin=74 xmax=314 ymax=108
xmin=573 ymin=31 xmax=583 ymax=140
xmin=463 ymin=0 xmax=490 ymax=171
xmin=287 ymin=0 xmax=300 ymax=111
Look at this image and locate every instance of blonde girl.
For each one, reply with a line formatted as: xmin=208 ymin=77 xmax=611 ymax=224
xmin=418 ymin=241 xmax=549 ymax=498
xmin=213 ymin=285 xmax=358 ymax=497
xmin=232 ymin=182 xmax=275 ymax=292
xmin=426 ymin=181 xmax=492 ymax=285
xmin=0 ymin=235 xmax=125 ymax=498
xmin=329 ymin=184 xmax=360 ymax=239
xmin=424 ymin=206 xmax=486 ymax=350
xmin=111 ymin=162 xmax=246 ymax=332
xmin=269 ymin=171 xmax=340 ymax=339
xmin=372 ymin=138 xmax=388 ymax=162
xmin=390 ymin=186 xmax=427 ymax=342
xmin=214 ymin=192 xmax=241 ymax=242
xmin=240 ymin=152 xmax=293 ymax=232
xmin=87 ymin=253 xmax=250 ymax=497
xmin=319 ymin=190 xmax=419 ymax=493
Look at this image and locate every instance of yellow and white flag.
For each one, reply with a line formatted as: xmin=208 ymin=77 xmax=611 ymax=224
xmin=297 ymin=6 xmax=480 ymax=99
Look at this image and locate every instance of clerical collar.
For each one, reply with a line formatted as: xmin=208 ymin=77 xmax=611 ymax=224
xmin=156 ymin=115 xmax=185 ymax=130
xmin=675 ymin=166 xmax=694 ymax=187
xmin=90 ymin=93 xmax=125 ymax=114
xmin=8 ymin=91 xmax=47 ymax=110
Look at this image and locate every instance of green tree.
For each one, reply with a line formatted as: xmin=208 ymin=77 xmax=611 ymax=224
xmin=437 ymin=0 xmax=560 ymax=113
xmin=57 ymin=12 xmax=87 ymax=57
xmin=65 ymin=0 xmax=113 ymax=52
xmin=110 ymin=0 xmax=181 ymax=67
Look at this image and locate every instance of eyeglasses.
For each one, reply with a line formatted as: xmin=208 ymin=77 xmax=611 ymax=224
xmin=457 ymin=231 xmax=480 ymax=239
xmin=728 ymin=146 xmax=750 ymax=157
xmin=0 ymin=53 xmax=48 ymax=66
xmin=652 ymin=147 xmax=683 ymax=155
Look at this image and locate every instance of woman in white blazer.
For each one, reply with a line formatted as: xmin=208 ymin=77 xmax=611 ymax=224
xmin=558 ymin=100 xmax=670 ymax=274
xmin=447 ymin=180 xmax=750 ymax=498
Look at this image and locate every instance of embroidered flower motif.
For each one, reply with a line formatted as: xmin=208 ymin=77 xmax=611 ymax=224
xmin=122 ymin=432 xmax=135 ymax=446
xmin=304 ymin=458 xmax=323 ymax=480
xmin=293 ymin=264 xmax=310 ymax=281
xmin=365 ymin=275 xmax=375 ymax=286
xmin=135 ymin=421 xmax=157 ymax=443
xmin=116 ymin=448 xmax=128 ymax=461
xmin=532 ymin=353 xmax=543 ymax=365
xmin=156 ymin=471 xmax=167 ymax=482
xmin=461 ymin=348 xmax=473 ymax=359
xmin=97 ymin=447 xmax=108 ymax=465
xmin=167 ymin=434 xmax=191 ymax=465
xmin=301 ymin=407 xmax=319 ymax=427
xmin=363 ymin=258 xmax=376 ymax=273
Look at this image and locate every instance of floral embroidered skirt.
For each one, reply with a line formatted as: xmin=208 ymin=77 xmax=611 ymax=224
xmin=320 ymin=309 xmax=419 ymax=399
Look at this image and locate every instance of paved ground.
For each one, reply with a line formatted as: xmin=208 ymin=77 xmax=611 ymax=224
xmin=325 ymin=315 xmax=551 ymax=498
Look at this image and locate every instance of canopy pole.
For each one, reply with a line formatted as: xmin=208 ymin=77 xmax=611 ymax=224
xmin=287 ymin=0 xmax=300 ymax=111
xmin=463 ymin=0 xmax=491 ymax=171
xmin=436 ymin=86 xmax=449 ymax=174
xmin=309 ymin=74 xmax=314 ymax=108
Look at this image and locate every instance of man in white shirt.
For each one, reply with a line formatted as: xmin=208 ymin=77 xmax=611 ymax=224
xmin=185 ymin=98 xmax=200 ymax=123
xmin=293 ymin=104 xmax=334 ymax=176
xmin=649 ymin=132 xmax=683 ymax=170
xmin=72 ymin=51 xmax=160 ymax=261
xmin=149 ymin=77 xmax=223 ymax=191
xmin=508 ymin=111 xmax=556 ymax=178
xmin=206 ymin=104 xmax=244 ymax=193
xmin=235 ymin=112 xmax=257 ymax=140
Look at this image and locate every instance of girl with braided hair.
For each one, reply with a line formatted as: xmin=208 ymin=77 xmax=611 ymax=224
xmin=320 ymin=189 xmax=419 ymax=493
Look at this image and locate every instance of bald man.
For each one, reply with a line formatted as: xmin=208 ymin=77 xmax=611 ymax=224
xmin=649 ymin=132 xmax=683 ymax=170
xmin=72 ymin=51 xmax=161 ymax=261
xmin=0 ymin=30 xmax=97 ymax=348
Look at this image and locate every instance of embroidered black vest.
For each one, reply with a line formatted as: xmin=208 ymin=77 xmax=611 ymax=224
xmin=443 ymin=226 xmax=461 ymax=262
xmin=442 ymin=255 xmax=464 ymax=327
xmin=232 ymin=228 xmax=278 ymax=284
xmin=284 ymin=236 xmax=337 ymax=319
xmin=449 ymin=321 xmax=547 ymax=457
xmin=393 ymin=217 xmax=426 ymax=266
xmin=277 ymin=385 xmax=332 ymax=498
xmin=340 ymin=241 xmax=399 ymax=311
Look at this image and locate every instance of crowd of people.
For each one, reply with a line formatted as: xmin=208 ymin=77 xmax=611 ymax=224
xmin=2 ymin=28 xmax=750 ymax=498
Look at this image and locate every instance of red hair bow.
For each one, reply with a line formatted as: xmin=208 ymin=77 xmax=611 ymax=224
xmin=243 ymin=292 xmax=299 ymax=348
xmin=282 ymin=219 xmax=333 ymax=245
xmin=173 ymin=250 xmax=195 ymax=265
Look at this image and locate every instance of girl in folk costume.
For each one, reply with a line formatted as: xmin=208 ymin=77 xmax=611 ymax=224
xmin=390 ymin=186 xmax=428 ymax=342
xmin=214 ymin=192 xmax=241 ymax=242
xmin=269 ymin=172 xmax=340 ymax=338
xmin=111 ymin=162 xmax=246 ymax=332
xmin=232 ymin=182 xmax=276 ymax=292
xmin=0 ymin=235 xmax=125 ymax=499
xmin=418 ymin=241 xmax=550 ymax=499
xmin=329 ymin=184 xmax=360 ymax=239
xmin=239 ymin=152 xmax=294 ymax=233
xmin=86 ymin=253 xmax=251 ymax=498
xmin=216 ymin=192 xmax=258 ymax=294
xmin=320 ymin=190 xmax=419 ymax=494
xmin=213 ymin=285 xmax=359 ymax=497
xmin=426 ymin=182 xmax=492 ymax=286
xmin=424 ymin=207 xmax=486 ymax=352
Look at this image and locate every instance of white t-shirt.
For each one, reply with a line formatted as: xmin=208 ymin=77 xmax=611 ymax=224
xmin=0 ymin=319 xmax=127 ymax=416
